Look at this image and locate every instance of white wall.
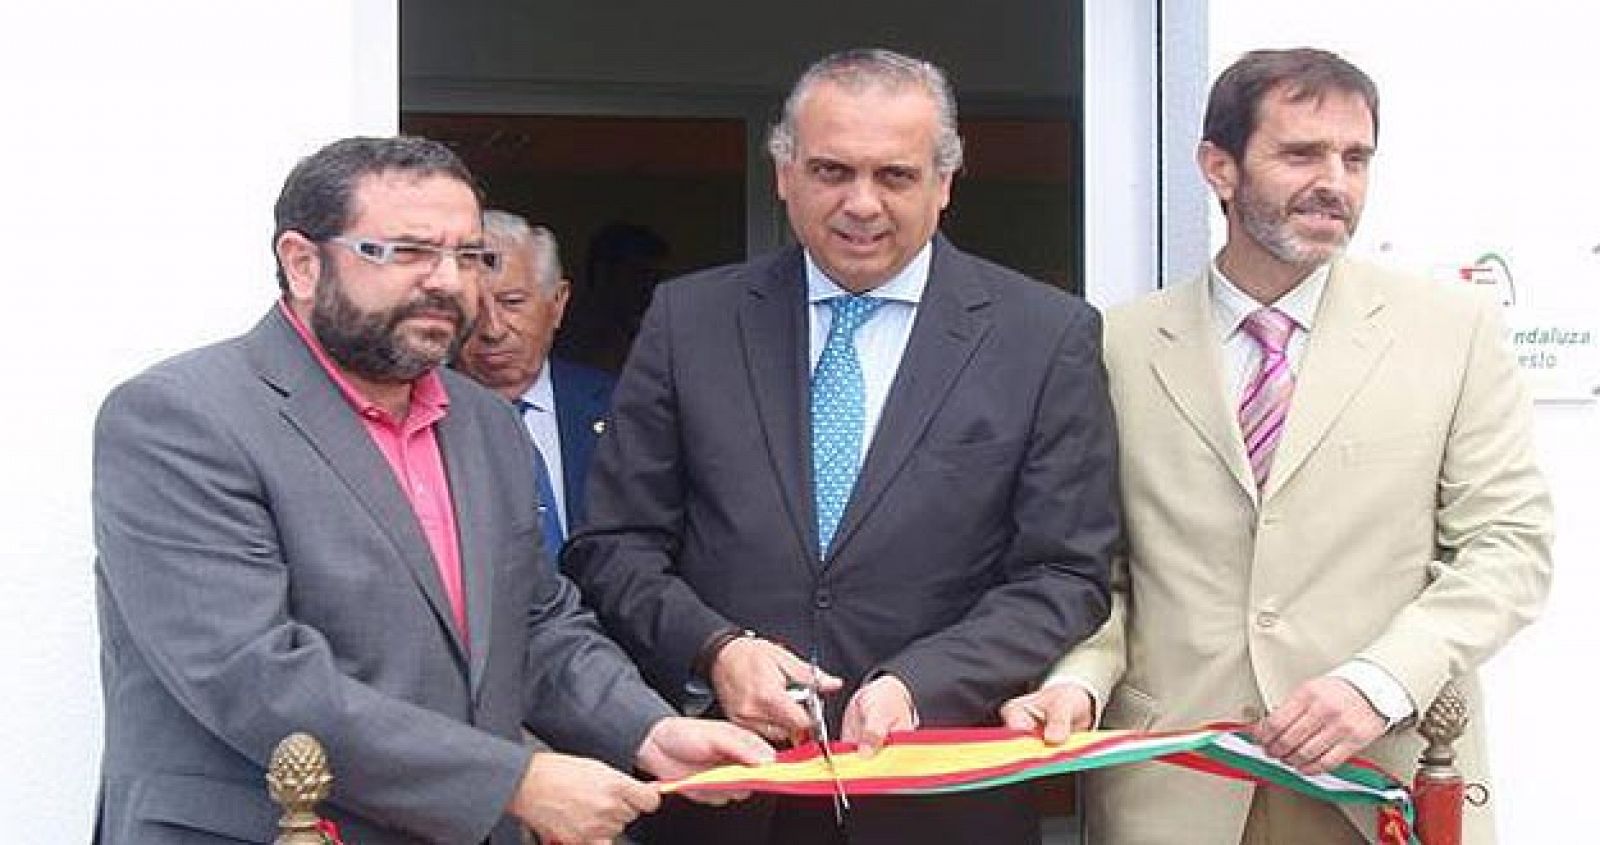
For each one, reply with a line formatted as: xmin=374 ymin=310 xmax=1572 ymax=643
xmin=1082 ymin=0 xmax=1158 ymax=307
xmin=1203 ymin=4 xmax=1598 ymax=840
xmin=0 ymin=1 xmax=396 ymax=836
xmin=1083 ymin=1 xmax=1212 ymax=308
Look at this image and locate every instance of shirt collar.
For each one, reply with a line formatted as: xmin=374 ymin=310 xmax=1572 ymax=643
xmin=1208 ymin=260 xmax=1331 ymax=339
xmin=279 ymin=299 xmax=449 ymax=426
xmin=804 ymin=240 xmax=933 ymax=305
xmin=518 ymin=362 xmax=555 ymax=414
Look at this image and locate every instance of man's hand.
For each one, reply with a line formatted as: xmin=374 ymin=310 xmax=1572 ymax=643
xmin=1251 ymin=676 xmax=1387 ymax=775
xmin=711 ymin=636 xmax=842 ymax=742
xmin=840 ymin=675 xmax=917 ymax=757
xmin=506 ymin=751 xmax=657 ymax=844
xmin=1000 ymin=682 xmax=1095 ymax=744
xmin=635 ymin=716 xmax=776 ymax=806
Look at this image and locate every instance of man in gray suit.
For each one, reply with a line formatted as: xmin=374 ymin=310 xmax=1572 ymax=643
xmin=92 ymin=136 xmax=769 ymax=844
xmin=565 ymin=49 xmax=1120 ymax=843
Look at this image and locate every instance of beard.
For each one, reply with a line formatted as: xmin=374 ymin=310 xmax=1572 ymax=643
xmin=310 ymin=265 xmax=472 ymax=384
xmin=1235 ymin=177 xmax=1356 ymax=267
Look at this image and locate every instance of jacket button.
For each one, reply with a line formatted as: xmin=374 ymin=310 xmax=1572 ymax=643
xmin=813 ymin=588 xmax=833 ymax=609
xmin=1240 ymin=705 xmax=1262 ymax=721
xmin=1255 ymin=610 xmax=1279 ymax=629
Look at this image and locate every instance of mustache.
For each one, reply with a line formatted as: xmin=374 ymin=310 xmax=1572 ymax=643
xmin=394 ymin=292 xmax=468 ymax=326
xmin=1291 ymin=190 xmax=1351 ymax=219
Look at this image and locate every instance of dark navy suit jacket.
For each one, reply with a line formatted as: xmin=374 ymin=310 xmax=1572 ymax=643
xmin=548 ymin=357 xmax=615 ymax=532
xmin=567 ymin=236 xmax=1120 ymax=843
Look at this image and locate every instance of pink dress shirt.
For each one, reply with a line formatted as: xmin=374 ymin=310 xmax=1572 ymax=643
xmin=281 ymin=301 xmax=468 ymax=638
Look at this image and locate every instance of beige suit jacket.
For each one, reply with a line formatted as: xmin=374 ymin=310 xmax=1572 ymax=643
xmin=1054 ymin=258 xmax=1553 ymax=844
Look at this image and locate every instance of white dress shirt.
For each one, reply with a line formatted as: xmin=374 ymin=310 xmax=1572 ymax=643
xmin=804 ymin=241 xmax=930 ymax=450
xmin=518 ymin=366 xmax=568 ymax=535
xmin=1210 ymin=262 xmax=1327 ymax=398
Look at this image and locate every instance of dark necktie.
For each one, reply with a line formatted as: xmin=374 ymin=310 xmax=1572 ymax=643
xmin=517 ymin=400 xmax=565 ymax=568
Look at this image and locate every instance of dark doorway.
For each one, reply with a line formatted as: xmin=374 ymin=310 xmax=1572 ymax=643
xmin=399 ymin=0 xmax=1083 ymax=286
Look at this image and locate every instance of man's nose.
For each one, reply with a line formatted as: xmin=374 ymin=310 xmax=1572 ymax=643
xmin=841 ymin=178 xmax=886 ymax=218
xmin=420 ymin=250 xmax=469 ymax=295
xmin=1314 ymin=152 xmax=1353 ymax=190
xmin=474 ymin=301 xmax=506 ymax=339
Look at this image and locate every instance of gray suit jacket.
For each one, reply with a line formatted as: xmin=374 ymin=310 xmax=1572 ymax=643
xmin=566 ymin=236 xmax=1119 ymax=842
xmin=93 ymin=306 xmax=672 ymax=844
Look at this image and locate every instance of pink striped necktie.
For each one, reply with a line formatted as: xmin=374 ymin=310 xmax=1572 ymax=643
xmin=1239 ymin=307 xmax=1296 ymax=490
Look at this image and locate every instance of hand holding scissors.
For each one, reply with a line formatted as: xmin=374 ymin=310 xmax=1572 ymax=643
xmin=711 ymin=634 xmax=841 ymax=742
xmin=787 ymin=665 xmax=851 ymax=824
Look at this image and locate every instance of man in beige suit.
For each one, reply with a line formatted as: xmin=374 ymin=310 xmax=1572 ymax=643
xmin=1002 ymin=49 xmax=1552 ymax=843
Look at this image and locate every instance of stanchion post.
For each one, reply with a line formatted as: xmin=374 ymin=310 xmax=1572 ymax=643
xmin=1413 ymin=681 xmax=1468 ymax=845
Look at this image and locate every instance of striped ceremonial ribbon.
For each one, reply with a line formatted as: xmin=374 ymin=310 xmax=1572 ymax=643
xmin=662 ymin=724 xmax=1416 ymax=845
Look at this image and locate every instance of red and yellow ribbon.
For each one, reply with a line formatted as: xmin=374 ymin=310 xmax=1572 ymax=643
xmin=662 ymin=724 xmax=1416 ymax=845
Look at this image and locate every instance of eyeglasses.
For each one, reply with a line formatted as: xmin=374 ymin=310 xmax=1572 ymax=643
xmin=328 ymin=236 xmax=501 ymax=276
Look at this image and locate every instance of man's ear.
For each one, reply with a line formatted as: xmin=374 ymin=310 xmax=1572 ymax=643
xmin=1196 ymin=141 xmax=1239 ymax=206
xmin=551 ymin=278 xmax=573 ymax=327
xmin=276 ymin=230 xmax=322 ymax=302
xmin=774 ymin=159 xmax=794 ymax=202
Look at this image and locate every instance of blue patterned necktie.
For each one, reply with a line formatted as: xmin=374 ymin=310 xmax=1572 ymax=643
xmin=811 ymin=295 xmax=885 ymax=558
xmin=517 ymin=400 xmax=565 ymax=568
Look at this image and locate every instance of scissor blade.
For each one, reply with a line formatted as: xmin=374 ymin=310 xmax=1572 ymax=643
xmin=807 ymin=687 xmax=851 ymax=818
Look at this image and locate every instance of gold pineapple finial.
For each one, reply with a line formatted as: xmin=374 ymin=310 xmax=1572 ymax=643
xmin=1417 ymin=680 xmax=1469 ymax=774
xmin=267 ymin=732 xmax=334 ymax=845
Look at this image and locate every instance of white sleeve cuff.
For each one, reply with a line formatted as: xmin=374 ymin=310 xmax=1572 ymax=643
xmin=1330 ymin=660 xmax=1415 ymax=726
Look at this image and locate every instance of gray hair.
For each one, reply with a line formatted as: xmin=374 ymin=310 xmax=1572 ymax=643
xmin=767 ymin=48 xmax=964 ymax=176
xmin=482 ymin=210 xmax=563 ymax=291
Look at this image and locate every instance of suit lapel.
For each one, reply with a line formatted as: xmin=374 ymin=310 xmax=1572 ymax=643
xmin=250 ymin=310 xmax=471 ymax=670
xmin=435 ymin=388 xmax=495 ymax=694
xmin=550 ymin=361 xmax=606 ymax=527
xmin=1148 ymin=280 xmax=1258 ymax=502
xmin=738 ymin=249 xmax=823 ymax=562
xmin=1263 ymin=260 xmax=1393 ymax=501
xmin=830 ymin=240 xmax=991 ymax=556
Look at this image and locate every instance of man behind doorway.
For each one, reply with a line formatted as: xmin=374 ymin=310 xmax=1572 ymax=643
xmin=457 ymin=211 xmax=616 ymax=557
xmin=92 ymin=136 xmax=768 ymax=844
xmin=1003 ymin=48 xmax=1553 ymax=844
xmin=566 ymin=48 xmax=1119 ymax=844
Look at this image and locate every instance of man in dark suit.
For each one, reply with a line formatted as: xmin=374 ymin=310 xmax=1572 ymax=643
xmin=457 ymin=211 xmax=616 ymax=551
xmin=92 ymin=136 xmax=768 ymax=844
xmin=564 ymin=49 xmax=1120 ymax=844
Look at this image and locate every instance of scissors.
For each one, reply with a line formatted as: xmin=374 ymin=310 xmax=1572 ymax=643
xmin=786 ymin=665 xmax=850 ymax=824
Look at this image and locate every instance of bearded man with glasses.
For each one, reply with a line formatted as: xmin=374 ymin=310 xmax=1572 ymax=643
xmin=91 ymin=135 xmax=770 ymax=845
